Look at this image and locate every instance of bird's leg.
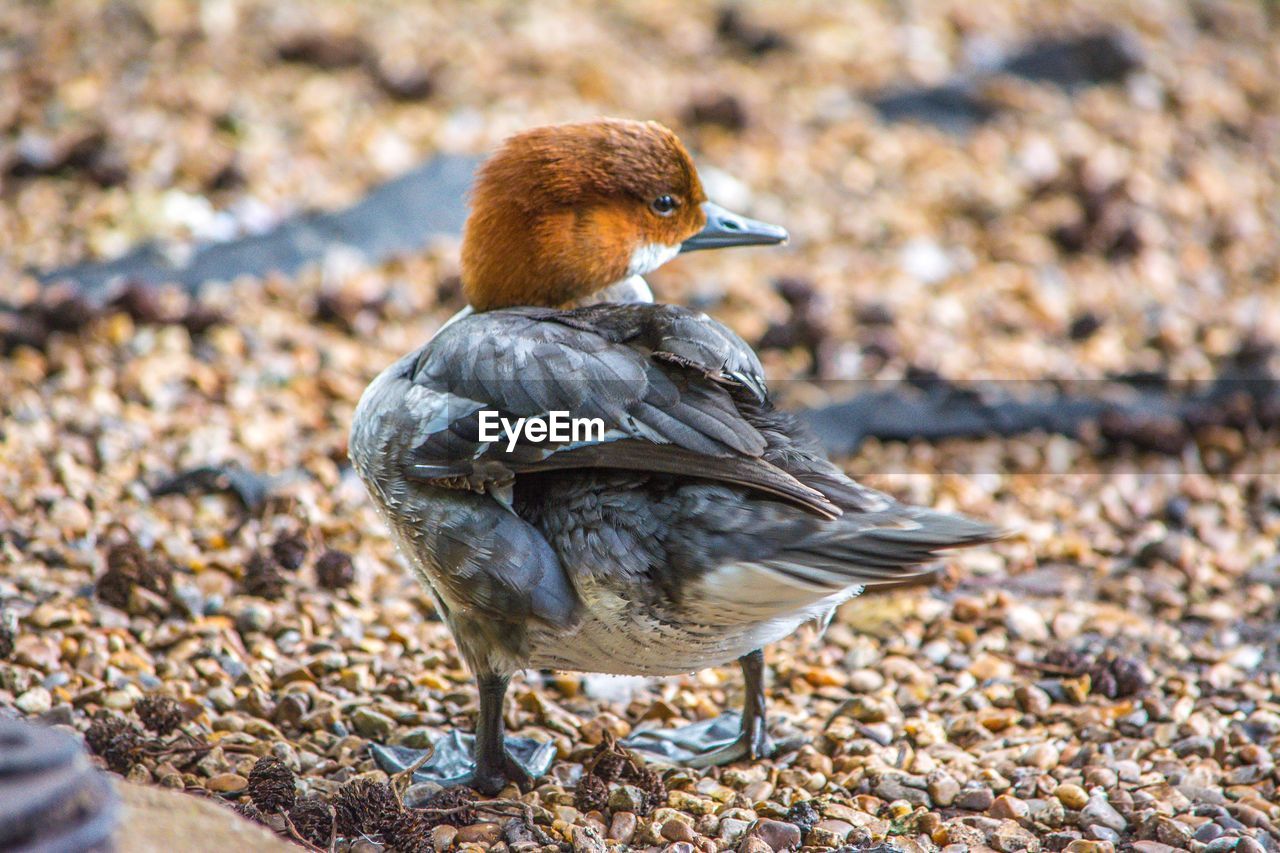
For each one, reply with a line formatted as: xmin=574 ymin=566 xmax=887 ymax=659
xmin=681 ymin=649 xmax=776 ymax=767
xmin=370 ymin=671 xmax=557 ymax=800
xmin=735 ymin=648 xmax=773 ymax=759
xmin=624 ymin=649 xmax=802 ymax=766
xmin=465 ymin=673 xmax=518 ymax=793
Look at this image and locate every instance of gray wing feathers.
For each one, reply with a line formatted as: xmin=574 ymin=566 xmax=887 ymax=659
xmin=520 ymin=439 xmax=837 ymax=518
xmin=433 ymin=498 xmax=579 ymax=628
xmin=765 ymin=508 xmax=998 ymax=589
xmin=421 ymin=310 xmax=761 ymax=460
xmin=408 ymin=305 xmax=839 ymax=515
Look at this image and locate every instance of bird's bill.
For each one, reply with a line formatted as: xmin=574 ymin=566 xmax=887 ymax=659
xmin=680 ymin=201 xmax=789 ymax=253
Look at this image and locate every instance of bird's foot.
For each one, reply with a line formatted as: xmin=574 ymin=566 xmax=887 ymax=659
xmin=427 ymin=749 xmax=535 ymax=798
xmin=622 ymin=712 xmax=803 ymax=767
xmin=370 ymin=730 xmax=556 ymax=800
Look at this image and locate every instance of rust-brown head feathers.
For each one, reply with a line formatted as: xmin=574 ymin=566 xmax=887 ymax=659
xmin=461 ymin=119 xmax=709 ymax=311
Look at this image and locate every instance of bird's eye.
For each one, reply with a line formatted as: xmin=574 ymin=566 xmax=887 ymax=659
xmin=650 ymin=195 xmax=678 ymax=216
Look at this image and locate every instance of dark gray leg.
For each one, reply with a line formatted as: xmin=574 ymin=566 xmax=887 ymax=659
xmin=468 ymin=673 xmax=525 ymax=794
xmin=735 ymin=649 xmax=772 ymax=760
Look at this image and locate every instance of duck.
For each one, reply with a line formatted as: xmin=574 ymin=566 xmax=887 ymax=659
xmin=349 ymin=118 xmax=998 ymax=795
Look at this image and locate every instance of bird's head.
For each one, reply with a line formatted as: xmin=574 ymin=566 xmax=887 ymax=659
xmin=461 ymin=118 xmax=787 ymax=310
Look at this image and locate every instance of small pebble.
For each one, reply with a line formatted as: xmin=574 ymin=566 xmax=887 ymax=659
xmin=608 ymin=785 xmax=647 ymax=813
xmin=745 ymin=818 xmax=802 ymax=852
xmin=1004 ymin=605 xmax=1049 ymax=642
xmin=1020 ymin=743 xmax=1059 ymax=769
xmin=350 ymin=707 xmax=395 ymax=738
xmin=455 ymin=823 xmax=502 ymax=845
xmin=431 ymin=825 xmax=457 ymax=850
xmin=16 ymin=686 xmax=52 ymax=715
xmin=956 ymin=785 xmax=995 ymax=811
xmin=1056 ymin=783 xmax=1089 ymax=810
xmin=205 ymin=773 xmax=248 ymax=793
xmin=607 ymin=811 xmax=637 ymax=844
xmin=990 ymin=794 xmax=1029 ymax=821
xmin=1080 ymin=794 xmax=1128 ymax=833
xmin=928 ymin=771 xmax=961 ymax=807
xmin=660 ymin=818 xmax=696 ymax=843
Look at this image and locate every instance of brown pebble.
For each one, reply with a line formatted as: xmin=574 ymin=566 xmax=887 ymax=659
xmin=956 ymin=786 xmax=995 ymax=811
xmin=661 ymin=818 xmax=696 ymax=843
xmin=1063 ymin=842 xmax=1114 ymax=853
xmin=815 ymin=819 xmax=853 ymax=840
xmin=608 ymin=811 xmax=637 ymax=844
xmin=682 ymin=93 xmax=748 ymax=131
xmin=275 ymin=29 xmax=367 ymax=68
xmin=990 ymin=794 xmax=1029 ymax=821
xmin=455 ymin=822 xmax=503 ymax=845
xmin=1056 ymin=783 xmax=1089 ymax=810
xmin=745 ymin=818 xmax=801 ymax=852
xmin=1083 ymin=767 xmax=1118 ymax=788
xmin=205 ymin=772 xmax=248 ymax=793
xmin=431 ymin=825 xmax=457 ymax=851
xmin=1015 ymin=684 xmax=1052 ymax=716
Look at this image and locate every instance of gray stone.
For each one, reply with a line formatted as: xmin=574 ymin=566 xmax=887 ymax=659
xmin=1026 ymin=797 xmax=1066 ymax=828
xmin=957 ymin=785 xmax=996 ymax=811
xmin=928 ymin=770 xmax=961 ymax=807
xmin=719 ymin=818 xmax=751 ymax=844
xmin=350 ymin=707 xmax=395 ymax=739
xmin=608 ymin=785 xmax=647 ymax=813
xmin=1080 ymin=794 xmax=1127 ymax=833
xmin=875 ymin=776 xmax=931 ymax=806
xmin=571 ymin=824 xmax=607 ymax=853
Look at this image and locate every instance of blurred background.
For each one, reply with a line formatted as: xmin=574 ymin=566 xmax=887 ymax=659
xmin=3 ymin=2 xmax=1280 ymax=849
xmin=5 ymin=0 xmax=1279 ymax=381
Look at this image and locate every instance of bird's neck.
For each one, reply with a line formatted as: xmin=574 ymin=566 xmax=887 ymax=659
xmin=573 ymin=275 xmax=654 ymax=306
xmin=433 ymin=275 xmax=653 ymax=340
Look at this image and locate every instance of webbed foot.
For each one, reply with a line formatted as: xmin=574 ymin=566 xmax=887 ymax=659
xmin=623 ymin=711 xmax=803 ymax=767
xmin=623 ymin=649 xmax=802 ymax=768
xmin=370 ymin=730 xmax=557 ymax=800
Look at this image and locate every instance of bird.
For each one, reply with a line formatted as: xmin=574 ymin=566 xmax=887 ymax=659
xmin=349 ymin=118 xmax=998 ymax=795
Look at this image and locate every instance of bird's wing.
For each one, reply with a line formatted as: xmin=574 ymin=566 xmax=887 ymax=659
xmin=663 ymin=489 xmax=1001 ymax=622
xmin=404 ymin=303 xmax=841 ymax=518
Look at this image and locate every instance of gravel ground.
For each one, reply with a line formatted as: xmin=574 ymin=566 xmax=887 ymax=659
xmin=2 ymin=1 xmax=1279 ymax=852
